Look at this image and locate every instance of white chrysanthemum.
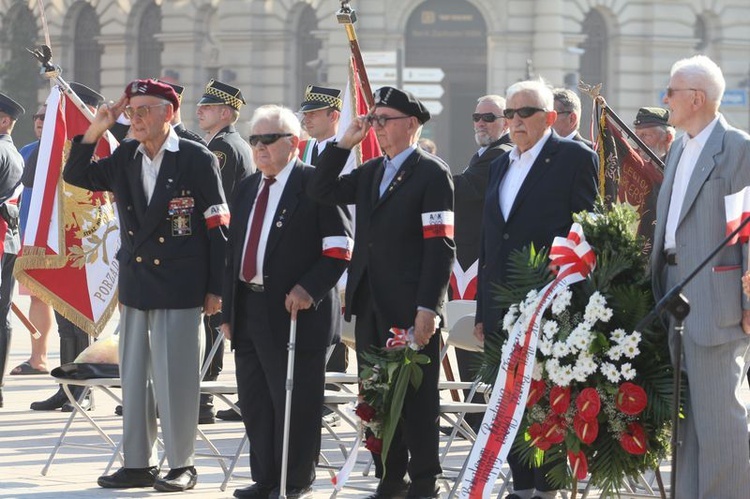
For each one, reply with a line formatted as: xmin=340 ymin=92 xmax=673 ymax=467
xmin=601 ymin=362 xmax=621 ymax=383
xmin=575 ymin=352 xmax=598 ymax=378
xmin=611 ymin=328 xmax=627 ymax=344
xmin=502 ymin=305 xmax=519 ymax=332
xmin=532 ymin=361 xmax=544 ymax=381
xmin=566 ymin=323 xmax=593 ymax=352
xmin=551 ymin=288 xmax=572 ymax=315
xmin=621 ymin=362 xmax=636 ymax=380
xmin=583 ymin=291 xmax=613 ymax=324
xmin=571 ymin=331 xmax=592 ymax=351
xmin=519 ymin=290 xmax=540 ymax=314
xmin=622 ymin=343 xmax=640 ymax=359
xmin=626 ymin=331 xmax=642 ymax=347
xmin=607 ymin=344 xmax=624 ymax=361
xmin=545 ymin=358 xmax=561 ymax=377
xmin=542 ymin=320 xmax=560 ymax=339
xmin=551 ymin=341 xmax=571 ymax=358
xmin=538 ymin=337 xmax=553 ymax=356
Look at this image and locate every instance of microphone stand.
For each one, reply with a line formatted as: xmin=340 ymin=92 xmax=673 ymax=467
xmin=635 ymin=213 xmax=750 ymax=499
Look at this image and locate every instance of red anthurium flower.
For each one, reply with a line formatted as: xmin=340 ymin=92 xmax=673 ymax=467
xmin=616 ymin=382 xmax=648 ymax=416
xmin=355 ymin=403 xmax=377 ymax=423
xmin=542 ymin=414 xmax=567 ymax=444
xmin=528 ymin=422 xmax=551 ymax=451
xmin=365 ymin=435 xmax=383 ymax=454
xmin=573 ymin=413 xmax=599 ymax=444
xmin=526 ymin=379 xmax=546 ymax=407
xmin=619 ymin=422 xmax=648 ymax=455
xmin=575 ymin=388 xmax=601 ymax=422
xmin=567 ymin=450 xmax=588 ymax=480
xmin=549 ymin=385 xmax=571 ymax=414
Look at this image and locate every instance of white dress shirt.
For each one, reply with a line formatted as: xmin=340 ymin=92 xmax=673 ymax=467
xmin=138 ymin=127 xmax=180 ymax=204
xmin=499 ymin=129 xmax=551 ymax=219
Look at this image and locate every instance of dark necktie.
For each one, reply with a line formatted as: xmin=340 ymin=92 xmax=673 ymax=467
xmin=241 ymin=177 xmax=276 ymax=282
xmin=311 ymin=143 xmax=319 ymax=164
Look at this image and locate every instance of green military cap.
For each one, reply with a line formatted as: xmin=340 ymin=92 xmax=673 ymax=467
xmin=633 ymin=107 xmax=669 ymax=128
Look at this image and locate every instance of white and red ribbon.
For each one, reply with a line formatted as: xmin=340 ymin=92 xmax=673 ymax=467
xmin=459 ymin=222 xmax=595 ymax=498
xmin=204 ymin=203 xmax=230 ymax=229
xmin=450 ymin=259 xmax=479 ymax=300
xmin=422 ymin=210 xmax=454 ymax=239
xmin=724 ymin=187 xmax=750 ymax=245
xmin=322 ymin=235 xmax=354 ymax=261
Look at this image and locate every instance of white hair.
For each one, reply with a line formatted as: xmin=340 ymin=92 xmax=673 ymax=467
xmin=506 ymin=80 xmax=554 ymax=110
xmin=670 ymin=55 xmax=725 ymax=103
xmin=249 ymin=104 xmax=301 ymax=136
xmin=477 ymin=94 xmax=507 ymax=110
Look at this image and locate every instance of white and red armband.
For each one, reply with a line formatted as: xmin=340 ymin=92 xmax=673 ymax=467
xmin=322 ymin=235 xmax=354 ymax=261
xmin=204 ymin=203 xmax=230 ymax=229
xmin=421 ymin=210 xmax=454 ymax=239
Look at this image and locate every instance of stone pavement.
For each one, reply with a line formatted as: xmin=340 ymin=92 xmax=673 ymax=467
xmin=3 ymin=293 xmax=750 ymax=498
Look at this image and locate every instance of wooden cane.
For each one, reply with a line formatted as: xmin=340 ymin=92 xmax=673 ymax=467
xmin=11 ymin=302 xmax=41 ymax=339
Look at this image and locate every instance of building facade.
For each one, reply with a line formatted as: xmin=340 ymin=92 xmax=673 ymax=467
xmin=1 ymin=0 xmax=748 ymax=167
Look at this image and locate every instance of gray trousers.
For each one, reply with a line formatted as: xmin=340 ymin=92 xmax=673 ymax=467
xmin=119 ymin=306 xmax=203 ymax=469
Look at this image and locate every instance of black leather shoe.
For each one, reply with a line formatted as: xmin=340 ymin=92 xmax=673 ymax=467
xmin=234 ymin=482 xmax=275 ymax=499
xmin=217 ymin=407 xmax=242 ymax=421
xmin=407 ymin=486 xmax=440 ymax=498
xmin=0 ymin=388 xmax=4 ymax=408
xmin=30 ymin=388 xmax=67 ymax=411
xmin=62 ymin=394 xmax=93 ymax=412
xmin=365 ymin=480 xmax=410 ymax=499
xmin=153 ymin=466 xmax=197 ymax=492
xmin=98 ymin=467 xmax=159 ymax=488
xmin=270 ymin=486 xmax=313 ymax=499
xmin=199 ymin=407 xmax=216 ymax=424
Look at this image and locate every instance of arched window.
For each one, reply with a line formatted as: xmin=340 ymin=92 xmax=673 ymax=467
xmin=73 ymin=4 xmax=102 ymax=91
xmin=295 ymin=5 xmax=322 ymax=102
xmin=579 ymin=9 xmax=608 ymax=133
xmin=138 ymin=1 xmax=163 ymax=78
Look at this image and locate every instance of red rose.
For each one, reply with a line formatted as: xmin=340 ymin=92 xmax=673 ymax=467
xmin=355 ymin=403 xmax=377 ymax=423
xmin=549 ymin=385 xmax=571 ymax=415
xmin=528 ymin=423 xmax=551 ymax=451
xmin=542 ymin=414 xmax=567 ymax=445
xmin=619 ymin=422 xmax=648 ymax=455
xmin=573 ymin=414 xmax=598 ymax=444
xmin=526 ymin=379 xmax=546 ymax=407
xmin=365 ymin=435 xmax=383 ymax=454
xmin=616 ymin=382 xmax=647 ymax=416
xmin=575 ymin=388 xmax=601 ymax=422
xmin=567 ymin=449 xmax=588 ymax=480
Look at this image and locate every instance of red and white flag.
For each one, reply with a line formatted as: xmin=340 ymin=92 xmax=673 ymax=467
xmin=725 ymin=187 xmax=750 ymax=245
xmin=14 ymin=86 xmax=120 ymax=337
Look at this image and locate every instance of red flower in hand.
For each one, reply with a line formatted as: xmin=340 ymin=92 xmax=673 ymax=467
xmin=528 ymin=423 xmax=551 ymax=451
xmin=549 ymin=385 xmax=571 ymax=414
xmin=355 ymin=403 xmax=377 ymax=423
xmin=573 ymin=413 xmax=599 ymax=444
xmin=542 ymin=414 xmax=567 ymax=444
xmin=616 ymin=382 xmax=647 ymax=416
xmin=365 ymin=435 xmax=383 ymax=454
xmin=567 ymin=449 xmax=588 ymax=480
xmin=526 ymin=379 xmax=546 ymax=407
xmin=619 ymin=422 xmax=648 ymax=455
xmin=575 ymin=388 xmax=601 ymax=422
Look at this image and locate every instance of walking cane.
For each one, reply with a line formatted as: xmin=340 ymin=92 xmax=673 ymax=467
xmin=279 ymin=316 xmax=298 ymax=499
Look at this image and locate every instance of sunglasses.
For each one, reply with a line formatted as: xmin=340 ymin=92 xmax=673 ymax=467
xmin=472 ymin=113 xmax=503 ymax=123
xmin=502 ymin=107 xmax=547 ymax=119
xmin=248 ymin=133 xmax=293 ymax=147
xmin=666 ymin=87 xmax=700 ymax=98
xmin=123 ymin=103 xmax=167 ymax=120
xmin=33 ymin=113 xmax=45 ymax=121
xmin=366 ymin=114 xmax=411 ymax=127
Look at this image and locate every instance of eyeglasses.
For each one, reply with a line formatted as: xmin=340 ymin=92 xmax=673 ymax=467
xmin=366 ymin=114 xmax=411 ymax=127
xmin=32 ymin=114 xmax=45 ymax=121
xmin=502 ymin=107 xmax=547 ymax=119
xmin=555 ymin=111 xmax=572 ymax=117
xmin=472 ymin=113 xmax=504 ymax=123
xmin=123 ymin=103 xmax=168 ymax=120
xmin=248 ymin=133 xmax=293 ymax=147
xmin=666 ymin=87 xmax=700 ymax=98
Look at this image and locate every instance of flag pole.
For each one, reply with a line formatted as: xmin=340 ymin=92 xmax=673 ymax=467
xmin=336 ymin=1 xmax=375 ymax=110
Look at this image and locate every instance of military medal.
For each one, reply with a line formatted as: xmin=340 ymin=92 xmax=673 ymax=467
xmin=168 ymin=196 xmax=195 ymax=236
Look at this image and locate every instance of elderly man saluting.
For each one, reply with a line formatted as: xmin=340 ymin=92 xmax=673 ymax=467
xmin=64 ymin=79 xmax=228 ymax=492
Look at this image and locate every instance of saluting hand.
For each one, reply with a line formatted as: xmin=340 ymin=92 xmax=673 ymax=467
xmin=82 ymin=94 xmax=128 ymax=144
xmin=285 ymin=284 xmax=314 ymax=321
xmin=413 ymin=309 xmax=439 ymax=348
xmin=337 ymin=115 xmax=372 ymax=150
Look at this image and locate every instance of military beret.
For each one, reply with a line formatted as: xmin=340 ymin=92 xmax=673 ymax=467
xmin=299 ymin=85 xmax=342 ymax=112
xmin=0 ymin=92 xmax=25 ymax=120
xmin=69 ymin=82 xmax=104 ymax=108
xmin=633 ymin=107 xmax=670 ymax=128
xmin=124 ymin=79 xmax=180 ymax=112
xmin=198 ymin=79 xmax=245 ymax=111
xmin=373 ymin=86 xmax=431 ymax=124
xmin=156 ymin=79 xmax=185 ymax=102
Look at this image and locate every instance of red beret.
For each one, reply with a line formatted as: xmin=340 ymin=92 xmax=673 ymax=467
xmin=124 ymin=79 xmax=180 ymax=112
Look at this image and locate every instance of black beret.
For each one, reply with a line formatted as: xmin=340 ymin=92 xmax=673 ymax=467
xmin=0 ymin=93 xmax=25 ymax=120
xmin=69 ymin=82 xmax=105 ymax=108
xmin=299 ymin=85 xmax=342 ymax=112
xmin=634 ymin=107 xmax=670 ymax=128
xmin=198 ymin=79 xmax=245 ymax=111
xmin=373 ymin=86 xmax=430 ymax=124
xmin=125 ymin=79 xmax=180 ymax=112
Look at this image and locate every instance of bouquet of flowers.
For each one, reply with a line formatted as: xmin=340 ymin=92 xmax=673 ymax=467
xmin=355 ymin=327 xmax=431 ymax=468
xmin=477 ymin=202 xmax=676 ymax=495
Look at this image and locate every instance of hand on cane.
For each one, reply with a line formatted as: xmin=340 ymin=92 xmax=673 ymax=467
xmin=285 ymin=284 xmax=313 ymax=321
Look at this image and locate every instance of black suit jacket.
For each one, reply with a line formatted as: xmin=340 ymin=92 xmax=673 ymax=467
xmin=174 ymin=123 xmax=208 ymax=146
xmin=477 ymin=132 xmax=598 ymax=334
xmin=453 ymin=134 xmax=513 ymax=271
xmin=222 ymin=161 xmax=352 ymax=350
xmin=208 ymin=125 xmax=254 ymax=206
xmin=309 ymin=145 xmax=455 ymax=329
xmin=572 ymin=132 xmax=594 ymax=149
xmin=64 ymin=137 xmax=228 ymax=310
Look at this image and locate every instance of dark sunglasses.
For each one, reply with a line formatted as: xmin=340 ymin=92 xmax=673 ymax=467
xmin=665 ymin=87 xmax=700 ymax=98
xmin=33 ymin=113 xmax=45 ymax=121
xmin=248 ymin=133 xmax=293 ymax=147
xmin=366 ymin=114 xmax=411 ymax=127
xmin=472 ymin=113 xmax=503 ymax=123
xmin=503 ymin=107 xmax=547 ymax=119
